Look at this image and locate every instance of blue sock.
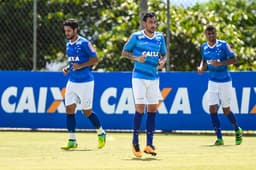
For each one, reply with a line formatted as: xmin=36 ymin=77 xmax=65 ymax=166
xmin=88 ymin=112 xmax=101 ymax=129
xmin=67 ymin=114 xmax=76 ymax=133
xmin=210 ymin=113 xmax=222 ymax=139
xmin=132 ymin=111 xmax=143 ymax=145
xmin=146 ymin=112 xmax=156 ymax=146
xmin=226 ymin=111 xmax=239 ymax=131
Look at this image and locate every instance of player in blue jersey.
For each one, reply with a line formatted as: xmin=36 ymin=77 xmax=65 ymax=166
xmin=198 ymin=25 xmax=242 ymax=146
xmin=122 ymin=12 xmax=167 ymax=157
xmin=61 ymin=18 xmax=106 ymax=150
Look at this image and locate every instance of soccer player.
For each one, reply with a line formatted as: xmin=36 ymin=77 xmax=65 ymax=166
xmin=61 ymin=18 xmax=106 ymax=150
xmin=122 ymin=12 xmax=167 ymax=157
xmin=197 ymin=25 xmax=243 ymax=146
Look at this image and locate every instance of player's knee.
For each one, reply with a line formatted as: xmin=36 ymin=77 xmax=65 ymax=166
xmin=209 ymin=105 xmax=218 ymax=113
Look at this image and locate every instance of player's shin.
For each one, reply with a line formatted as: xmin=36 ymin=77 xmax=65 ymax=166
xmin=146 ymin=112 xmax=156 ymax=146
xmin=133 ymin=111 xmax=143 ymax=144
xmin=210 ymin=113 xmax=222 ymax=140
xmin=67 ymin=114 xmax=76 ymax=140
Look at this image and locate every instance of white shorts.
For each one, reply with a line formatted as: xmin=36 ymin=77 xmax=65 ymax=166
xmin=65 ymin=80 xmax=94 ymax=110
xmin=132 ymin=78 xmax=160 ymax=104
xmin=207 ymin=80 xmax=232 ymax=108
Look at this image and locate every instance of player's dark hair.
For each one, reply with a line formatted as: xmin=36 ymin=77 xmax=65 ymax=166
xmin=205 ymin=25 xmax=216 ymax=32
xmin=142 ymin=12 xmax=156 ymax=22
xmin=63 ymin=18 xmax=79 ymax=30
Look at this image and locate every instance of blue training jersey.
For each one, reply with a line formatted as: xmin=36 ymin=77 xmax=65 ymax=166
xmin=66 ymin=36 xmax=97 ymax=82
xmin=201 ymin=40 xmax=235 ymax=82
xmin=123 ymin=30 xmax=167 ymax=80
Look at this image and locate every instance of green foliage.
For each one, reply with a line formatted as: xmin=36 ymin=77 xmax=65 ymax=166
xmin=167 ymin=0 xmax=256 ymax=71
xmin=0 ymin=0 xmax=255 ymax=71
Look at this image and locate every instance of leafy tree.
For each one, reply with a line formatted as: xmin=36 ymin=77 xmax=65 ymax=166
xmin=0 ymin=0 xmax=255 ymax=71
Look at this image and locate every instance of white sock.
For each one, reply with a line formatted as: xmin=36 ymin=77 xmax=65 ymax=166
xmin=69 ymin=133 xmax=76 ymax=140
xmin=96 ymin=127 xmax=105 ymax=135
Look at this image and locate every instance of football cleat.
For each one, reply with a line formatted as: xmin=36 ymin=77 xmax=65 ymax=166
xmin=214 ymin=139 xmax=224 ymax=146
xmin=144 ymin=145 xmax=157 ymax=156
xmin=132 ymin=144 xmax=142 ymax=158
xmin=98 ymin=132 xmax=106 ymax=149
xmin=61 ymin=140 xmax=78 ymax=150
xmin=235 ymin=127 xmax=243 ymax=145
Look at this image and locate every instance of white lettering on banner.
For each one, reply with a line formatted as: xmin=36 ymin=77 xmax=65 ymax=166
xmin=157 ymin=101 xmax=168 ymax=114
xmin=115 ymin=88 xmax=135 ymax=114
xmin=169 ymin=88 xmax=191 ymax=114
xmin=1 ymin=86 xmax=65 ymax=113
xmin=240 ymin=88 xmax=250 ymax=114
xmin=1 ymin=86 xmax=17 ymax=113
xmin=100 ymin=87 xmax=135 ymax=114
xmin=1 ymin=86 xmax=255 ymax=114
xmin=38 ymin=87 xmax=47 ymax=113
xmin=100 ymin=87 xmax=191 ymax=114
xmin=100 ymin=87 xmax=116 ymax=114
xmin=16 ymin=87 xmax=36 ymax=113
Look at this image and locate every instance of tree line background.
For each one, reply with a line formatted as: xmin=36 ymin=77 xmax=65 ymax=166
xmin=0 ymin=0 xmax=255 ymax=71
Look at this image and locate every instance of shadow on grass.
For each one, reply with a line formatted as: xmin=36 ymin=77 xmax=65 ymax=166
xmin=124 ymin=157 xmax=161 ymax=161
xmin=201 ymin=144 xmax=234 ymax=147
xmin=61 ymin=148 xmax=95 ymax=152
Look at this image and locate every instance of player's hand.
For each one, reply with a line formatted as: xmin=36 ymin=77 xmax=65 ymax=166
xmin=197 ymin=66 xmax=204 ymax=75
xmin=62 ymin=67 xmax=69 ymax=75
xmin=135 ymin=54 xmax=146 ymax=63
xmin=209 ymin=60 xmax=221 ymax=66
xmin=158 ymin=57 xmax=166 ymax=70
xmin=72 ymin=63 xmax=82 ymax=70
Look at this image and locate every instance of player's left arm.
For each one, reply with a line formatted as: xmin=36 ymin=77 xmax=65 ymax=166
xmin=158 ymin=54 xmax=167 ymax=70
xmin=210 ymin=57 xmax=237 ymax=66
xmin=72 ymin=42 xmax=99 ymax=70
xmin=210 ymin=43 xmax=237 ymax=66
xmin=158 ymin=34 xmax=167 ymax=70
xmin=72 ymin=57 xmax=98 ymax=70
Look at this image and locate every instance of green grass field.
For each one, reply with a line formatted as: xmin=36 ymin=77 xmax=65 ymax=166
xmin=0 ymin=131 xmax=255 ymax=170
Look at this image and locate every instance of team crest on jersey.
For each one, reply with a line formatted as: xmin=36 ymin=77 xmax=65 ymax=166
xmin=138 ymin=35 xmax=145 ymax=39
xmin=88 ymin=43 xmax=96 ymax=52
xmin=156 ymin=35 xmax=161 ymax=40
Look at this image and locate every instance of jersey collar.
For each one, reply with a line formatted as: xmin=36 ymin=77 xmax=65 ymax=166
xmin=207 ymin=39 xmax=219 ymax=48
xmin=69 ymin=36 xmax=81 ymax=45
xmin=141 ymin=30 xmax=156 ymax=39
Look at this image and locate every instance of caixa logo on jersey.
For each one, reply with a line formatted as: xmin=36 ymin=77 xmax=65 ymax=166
xmin=0 ymin=86 xmax=66 ymax=114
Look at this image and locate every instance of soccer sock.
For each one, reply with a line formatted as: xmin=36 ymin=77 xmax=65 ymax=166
xmin=146 ymin=112 xmax=156 ymax=146
xmin=210 ymin=113 xmax=222 ymax=139
xmin=132 ymin=111 xmax=143 ymax=145
xmin=67 ymin=114 xmax=76 ymax=140
xmin=225 ymin=111 xmax=239 ymax=131
xmin=96 ymin=126 xmax=105 ymax=135
xmin=88 ymin=112 xmax=101 ymax=129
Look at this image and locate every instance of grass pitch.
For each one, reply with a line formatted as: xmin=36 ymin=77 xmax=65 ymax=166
xmin=0 ymin=131 xmax=255 ymax=170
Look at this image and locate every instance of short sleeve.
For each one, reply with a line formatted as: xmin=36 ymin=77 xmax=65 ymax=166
xmin=123 ymin=33 xmax=137 ymax=52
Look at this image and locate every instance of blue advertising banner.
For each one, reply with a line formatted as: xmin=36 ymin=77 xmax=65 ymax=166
xmin=0 ymin=71 xmax=255 ymax=130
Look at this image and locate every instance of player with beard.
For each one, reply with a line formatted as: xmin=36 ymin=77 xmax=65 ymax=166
xmin=61 ymin=18 xmax=106 ymax=150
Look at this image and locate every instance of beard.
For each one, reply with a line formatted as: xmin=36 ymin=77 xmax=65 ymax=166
xmin=147 ymin=27 xmax=155 ymax=34
xmin=66 ymin=34 xmax=75 ymax=40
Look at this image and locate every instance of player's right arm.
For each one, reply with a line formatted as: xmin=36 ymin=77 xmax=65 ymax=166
xmin=122 ymin=50 xmax=146 ymax=63
xmin=197 ymin=60 xmax=207 ymax=74
xmin=197 ymin=44 xmax=207 ymax=75
xmin=62 ymin=65 xmax=69 ymax=75
xmin=122 ymin=33 xmax=146 ymax=63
